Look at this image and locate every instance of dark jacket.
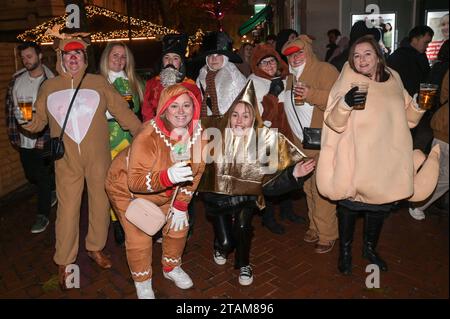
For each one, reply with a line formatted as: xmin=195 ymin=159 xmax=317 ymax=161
xmin=325 ymin=43 xmax=338 ymax=62
xmin=330 ymin=48 xmax=349 ymax=72
xmin=202 ymin=165 xmax=306 ymax=213
xmin=387 ymin=44 xmax=431 ymax=96
xmin=262 ymin=165 xmax=305 ymax=197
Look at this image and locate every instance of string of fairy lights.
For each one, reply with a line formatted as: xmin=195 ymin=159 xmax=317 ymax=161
xmin=17 ymin=4 xmax=204 ymax=50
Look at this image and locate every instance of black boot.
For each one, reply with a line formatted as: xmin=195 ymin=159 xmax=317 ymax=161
xmin=279 ymin=198 xmax=306 ymax=224
xmin=337 ymin=207 xmax=358 ymax=275
xmin=362 ymin=212 xmax=388 ymax=271
xmin=113 ymin=220 xmax=125 ymax=246
xmin=212 ymin=213 xmax=234 ymax=255
xmin=262 ymin=201 xmax=285 ymax=235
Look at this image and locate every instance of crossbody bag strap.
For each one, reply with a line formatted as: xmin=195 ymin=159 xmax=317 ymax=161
xmin=59 ymin=71 xmax=87 ymax=140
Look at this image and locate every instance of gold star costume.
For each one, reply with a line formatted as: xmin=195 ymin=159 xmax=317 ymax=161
xmin=199 ymin=80 xmax=306 ymax=208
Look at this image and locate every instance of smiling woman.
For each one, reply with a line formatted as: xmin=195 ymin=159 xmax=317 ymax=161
xmin=162 ymin=92 xmax=194 ymax=132
xmin=20 ymin=34 xmax=142 ymax=290
xmin=199 ymin=80 xmax=313 ymax=287
xmin=62 ymin=50 xmax=86 ymax=75
xmin=105 ymin=84 xmax=206 ymax=299
xmin=349 ymin=35 xmax=388 ymax=82
xmin=352 ymin=42 xmax=378 ymax=79
xmin=317 ymin=35 xmax=440 ymax=277
xmin=229 ymin=102 xmax=254 ymax=136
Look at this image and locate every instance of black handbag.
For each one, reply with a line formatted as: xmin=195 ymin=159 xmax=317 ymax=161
xmin=43 ymin=137 xmax=65 ymax=161
xmin=289 ymin=83 xmax=322 ymax=150
xmin=302 ymin=127 xmax=321 ymax=150
xmin=42 ymin=72 xmax=86 ymax=161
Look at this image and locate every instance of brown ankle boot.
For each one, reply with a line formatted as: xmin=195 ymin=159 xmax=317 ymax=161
xmin=87 ymin=250 xmax=112 ymax=269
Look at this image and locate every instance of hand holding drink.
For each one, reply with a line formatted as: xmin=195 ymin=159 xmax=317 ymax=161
xmin=17 ymin=97 xmax=33 ymax=122
xmin=168 ymin=142 xmax=193 ymax=184
xmin=345 ymin=82 xmax=369 ymax=110
xmin=293 ymin=81 xmax=309 ymax=106
xmin=118 ymin=79 xmax=134 ymax=110
xmin=122 ymin=91 xmax=134 ymax=110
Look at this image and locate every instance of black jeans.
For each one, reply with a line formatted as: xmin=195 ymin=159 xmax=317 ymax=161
xmin=19 ymin=148 xmax=55 ymax=217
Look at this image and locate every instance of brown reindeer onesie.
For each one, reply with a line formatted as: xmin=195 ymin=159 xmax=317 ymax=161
xmin=24 ymin=36 xmax=141 ymax=270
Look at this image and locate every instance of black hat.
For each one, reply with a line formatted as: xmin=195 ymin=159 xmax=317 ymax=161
xmin=199 ymin=31 xmax=242 ymax=63
xmin=162 ymin=33 xmax=188 ymax=58
xmin=349 ymin=21 xmax=381 ymax=47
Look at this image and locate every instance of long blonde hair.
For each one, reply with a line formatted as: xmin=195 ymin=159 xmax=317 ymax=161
xmin=99 ymin=42 xmax=144 ymax=103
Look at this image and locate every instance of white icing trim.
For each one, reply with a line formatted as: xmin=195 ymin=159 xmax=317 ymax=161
xmin=150 ymin=119 xmax=203 ymax=153
xmin=131 ymin=269 xmax=151 ymax=277
xmin=145 ymin=172 xmax=153 ymax=191
xmin=163 ymin=256 xmax=181 ymax=264
xmin=180 ymin=188 xmax=193 ymax=196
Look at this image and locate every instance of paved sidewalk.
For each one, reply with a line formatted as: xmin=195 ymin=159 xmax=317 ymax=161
xmin=0 ymin=191 xmax=448 ymax=299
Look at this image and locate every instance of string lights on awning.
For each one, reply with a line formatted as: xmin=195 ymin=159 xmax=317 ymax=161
xmin=17 ymin=5 xmax=204 ymax=47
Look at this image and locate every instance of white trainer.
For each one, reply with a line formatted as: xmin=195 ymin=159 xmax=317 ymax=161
xmin=163 ymin=266 xmax=193 ymax=289
xmin=134 ymin=278 xmax=155 ymax=299
xmin=409 ymin=207 xmax=425 ymax=220
xmin=239 ymin=265 xmax=253 ymax=286
xmin=213 ymin=250 xmax=227 ymax=265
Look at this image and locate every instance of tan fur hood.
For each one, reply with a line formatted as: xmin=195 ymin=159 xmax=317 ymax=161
xmin=251 ymin=44 xmax=289 ymax=80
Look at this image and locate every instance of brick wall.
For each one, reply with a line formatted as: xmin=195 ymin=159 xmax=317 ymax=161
xmin=0 ymin=43 xmax=26 ymax=198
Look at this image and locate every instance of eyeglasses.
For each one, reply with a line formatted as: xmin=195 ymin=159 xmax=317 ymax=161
xmin=259 ymin=58 xmax=277 ymax=67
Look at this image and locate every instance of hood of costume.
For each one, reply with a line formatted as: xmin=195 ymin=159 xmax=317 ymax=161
xmin=154 ymin=84 xmax=201 ymax=141
xmin=250 ymin=43 xmax=290 ymax=80
xmin=53 ymin=35 xmax=90 ymax=80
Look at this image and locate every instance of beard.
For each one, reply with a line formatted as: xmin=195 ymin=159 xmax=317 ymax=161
xmin=25 ymin=61 xmax=40 ymax=72
xmin=160 ymin=64 xmax=184 ymax=87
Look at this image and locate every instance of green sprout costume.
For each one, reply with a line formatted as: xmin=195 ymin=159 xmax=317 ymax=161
xmin=107 ymin=73 xmax=141 ymax=158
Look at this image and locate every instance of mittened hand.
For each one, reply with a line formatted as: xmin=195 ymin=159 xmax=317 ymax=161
xmin=167 ymin=161 xmax=193 ymax=184
xmin=344 ymin=86 xmax=366 ymax=107
xmin=268 ymin=78 xmax=284 ymax=97
xmin=169 ymin=208 xmax=189 ymax=231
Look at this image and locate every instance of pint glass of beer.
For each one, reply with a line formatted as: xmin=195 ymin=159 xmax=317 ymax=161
xmin=294 ymin=80 xmax=307 ymax=106
xmin=419 ymin=83 xmax=438 ymax=110
xmin=350 ymin=82 xmax=369 ymax=110
xmin=18 ymin=97 xmax=33 ymax=122
xmin=122 ymin=91 xmax=134 ymax=110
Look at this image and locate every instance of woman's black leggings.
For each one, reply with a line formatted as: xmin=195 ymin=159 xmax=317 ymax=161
xmin=211 ymin=206 xmax=255 ymax=268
